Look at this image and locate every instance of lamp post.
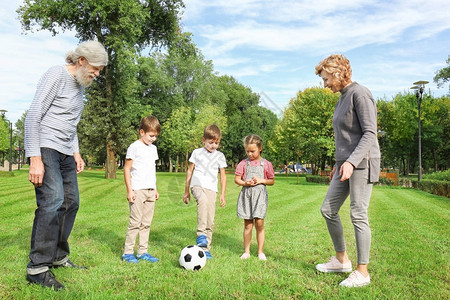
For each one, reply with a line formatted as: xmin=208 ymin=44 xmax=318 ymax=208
xmin=0 ymin=109 xmax=13 ymax=172
xmin=410 ymin=80 xmax=428 ymax=181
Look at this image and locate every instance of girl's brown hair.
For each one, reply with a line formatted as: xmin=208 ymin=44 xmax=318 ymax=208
xmin=243 ymin=134 xmax=263 ymax=151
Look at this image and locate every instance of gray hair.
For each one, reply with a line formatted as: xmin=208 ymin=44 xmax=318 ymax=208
xmin=65 ymin=41 xmax=108 ymax=66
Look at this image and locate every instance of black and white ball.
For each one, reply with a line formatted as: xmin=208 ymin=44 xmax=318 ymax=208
xmin=179 ymin=245 xmax=206 ymax=271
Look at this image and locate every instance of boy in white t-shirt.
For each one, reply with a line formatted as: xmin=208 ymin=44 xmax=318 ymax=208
xmin=122 ymin=116 xmax=161 ymax=264
xmin=183 ymin=125 xmax=227 ymax=259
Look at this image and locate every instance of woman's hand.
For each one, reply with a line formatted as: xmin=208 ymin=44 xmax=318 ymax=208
xmin=339 ymin=162 xmax=354 ymax=181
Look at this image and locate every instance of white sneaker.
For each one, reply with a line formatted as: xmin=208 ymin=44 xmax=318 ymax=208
xmin=258 ymin=253 xmax=267 ymax=261
xmin=339 ymin=270 xmax=370 ymax=287
xmin=316 ymin=256 xmax=352 ymax=273
xmin=240 ymin=253 xmax=251 ymax=260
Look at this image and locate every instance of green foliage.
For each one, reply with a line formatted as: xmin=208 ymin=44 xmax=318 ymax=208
xmin=216 ymin=76 xmax=278 ymax=165
xmin=17 ymin=0 xmax=183 ymax=47
xmin=0 ymin=118 xmax=9 ymax=153
xmin=377 ymin=177 xmax=395 ymax=186
xmin=270 ymin=87 xmax=338 ymax=172
xmin=410 ymin=179 xmax=450 ymax=198
xmin=377 ymin=93 xmax=450 ymax=174
xmin=305 ymin=175 xmax=330 ymax=184
xmin=423 ymin=169 xmax=450 ymax=181
xmin=0 ymin=171 xmax=15 ymax=177
xmin=433 ymin=55 xmax=450 ymax=92
xmin=160 ymin=106 xmax=193 ymax=158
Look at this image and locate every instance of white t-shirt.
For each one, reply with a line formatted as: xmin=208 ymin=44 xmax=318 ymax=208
xmin=126 ymin=140 xmax=158 ymax=190
xmin=189 ymin=147 xmax=227 ymax=192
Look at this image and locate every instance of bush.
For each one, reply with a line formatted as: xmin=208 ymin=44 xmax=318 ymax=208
xmin=423 ymin=170 xmax=450 ymax=181
xmin=411 ymin=179 xmax=449 ymax=198
xmin=305 ymin=175 xmax=329 ymax=184
xmin=0 ymin=171 xmax=15 ymax=177
xmin=398 ymin=177 xmax=412 ymax=187
xmin=377 ymin=177 xmax=395 ymax=186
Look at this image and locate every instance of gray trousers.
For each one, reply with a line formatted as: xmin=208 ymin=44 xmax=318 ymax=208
xmin=320 ymin=163 xmax=373 ymax=264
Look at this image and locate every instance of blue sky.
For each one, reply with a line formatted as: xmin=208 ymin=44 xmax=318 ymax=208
xmin=1 ymin=0 xmax=449 ymax=123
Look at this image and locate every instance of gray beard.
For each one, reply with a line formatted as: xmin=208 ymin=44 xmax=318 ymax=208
xmin=75 ymin=65 xmax=94 ymax=87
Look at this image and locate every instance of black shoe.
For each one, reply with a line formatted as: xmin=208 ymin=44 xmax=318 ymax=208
xmin=53 ymin=259 xmax=87 ymax=269
xmin=26 ymin=270 xmax=65 ymax=290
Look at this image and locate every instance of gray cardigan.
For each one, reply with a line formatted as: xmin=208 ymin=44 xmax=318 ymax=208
xmin=333 ymin=82 xmax=380 ymax=182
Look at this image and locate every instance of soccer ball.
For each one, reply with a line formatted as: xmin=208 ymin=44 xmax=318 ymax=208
xmin=179 ymin=245 xmax=206 ymax=271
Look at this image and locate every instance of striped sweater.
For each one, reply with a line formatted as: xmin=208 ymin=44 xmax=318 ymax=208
xmin=25 ymin=65 xmax=84 ymax=157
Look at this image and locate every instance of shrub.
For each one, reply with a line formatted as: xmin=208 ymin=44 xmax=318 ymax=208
xmin=0 ymin=171 xmax=15 ymax=177
xmin=423 ymin=170 xmax=450 ymax=181
xmin=411 ymin=178 xmax=449 ymax=198
xmin=377 ymin=177 xmax=395 ymax=186
xmin=305 ymin=175 xmax=329 ymax=184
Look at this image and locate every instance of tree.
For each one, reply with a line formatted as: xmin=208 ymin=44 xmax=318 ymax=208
xmin=215 ymin=75 xmax=278 ymax=166
xmin=377 ymin=94 xmax=417 ymax=175
xmin=271 ymin=88 xmax=338 ymax=174
xmin=0 ymin=118 xmax=9 ymax=158
xmin=434 ymin=55 xmax=450 ymax=93
xmin=18 ymin=0 xmax=184 ymax=178
xmin=419 ymin=95 xmax=450 ymax=171
xmin=139 ymin=32 xmax=215 ymax=124
xmin=377 ymin=92 xmax=450 ymax=174
xmin=159 ymin=106 xmax=193 ymax=172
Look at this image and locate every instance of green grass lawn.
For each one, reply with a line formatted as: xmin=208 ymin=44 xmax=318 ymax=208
xmin=0 ymin=170 xmax=449 ymax=299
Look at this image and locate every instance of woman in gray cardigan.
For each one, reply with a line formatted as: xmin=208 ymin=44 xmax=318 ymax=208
xmin=314 ymin=54 xmax=380 ymax=288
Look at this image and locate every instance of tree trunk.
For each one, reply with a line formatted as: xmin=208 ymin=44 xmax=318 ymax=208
xmin=105 ymin=141 xmax=117 ymax=179
xmin=433 ymin=148 xmax=438 ymax=172
xmin=175 ymin=155 xmax=179 ymax=173
xmin=169 ymin=155 xmax=173 ymax=173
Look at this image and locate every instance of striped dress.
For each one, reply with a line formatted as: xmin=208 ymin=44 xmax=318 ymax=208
xmin=25 ymin=65 xmax=84 ymax=157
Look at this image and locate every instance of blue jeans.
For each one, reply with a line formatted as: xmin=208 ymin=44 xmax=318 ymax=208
xmin=27 ymin=148 xmax=80 ymax=274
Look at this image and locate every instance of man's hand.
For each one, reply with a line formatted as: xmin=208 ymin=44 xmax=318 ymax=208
xmin=74 ymin=152 xmax=85 ymax=174
xmin=29 ymin=156 xmax=45 ymax=188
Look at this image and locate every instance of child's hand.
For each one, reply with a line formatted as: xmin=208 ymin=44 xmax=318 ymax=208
xmin=251 ymin=177 xmax=264 ymax=185
xmin=219 ymin=195 xmax=226 ymax=207
xmin=244 ymin=180 xmax=253 ymax=186
xmin=183 ymin=192 xmax=190 ymax=204
xmin=127 ymin=191 xmax=136 ymax=204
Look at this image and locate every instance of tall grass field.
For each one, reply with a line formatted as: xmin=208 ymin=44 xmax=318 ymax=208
xmin=0 ymin=170 xmax=449 ymax=299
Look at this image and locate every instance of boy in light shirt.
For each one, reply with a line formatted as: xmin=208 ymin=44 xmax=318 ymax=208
xmin=183 ymin=125 xmax=227 ymax=259
xmin=122 ymin=115 xmax=161 ymax=263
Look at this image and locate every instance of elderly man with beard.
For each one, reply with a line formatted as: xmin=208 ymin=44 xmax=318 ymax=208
xmin=24 ymin=41 xmax=108 ymax=290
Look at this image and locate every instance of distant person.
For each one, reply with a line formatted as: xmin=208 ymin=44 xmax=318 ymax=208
xmin=314 ymin=54 xmax=380 ymax=287
xmin=235 ymin=134 xmax=274 ymax=260
xmin=183 ymin=125 xmax=227 ymax=259
xmin=25 ymin=41 xmax=108 ymax=290
xmin=122 ymin=116 xmax=161 ymax=264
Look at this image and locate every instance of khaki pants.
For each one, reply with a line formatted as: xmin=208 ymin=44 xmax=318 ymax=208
xmin=191 ymin=186 xmax=217 ymax=250
xmin=124 ymin=189 xmax=156 ymax=255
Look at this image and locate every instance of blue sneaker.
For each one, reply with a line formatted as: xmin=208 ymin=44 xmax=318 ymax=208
xmin=204 ymin=251 xmax=213 ymax=259
xmin=122 ymin=254 xmax=138 ymax=264
xmin=137 ymin=253 xmax=159 ymax=263
xmin=196 ymin=235 xmax=208 ymax=247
